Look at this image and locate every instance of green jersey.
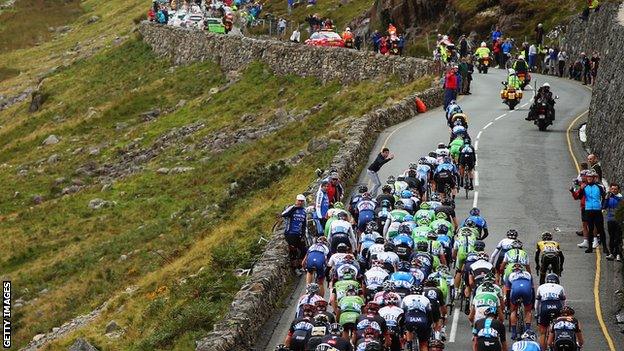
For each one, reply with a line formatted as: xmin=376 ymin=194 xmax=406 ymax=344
xmin=430 ymin=218 xmax=454 ymax=232
xmin=412 ymin=226 xmax=431 ymax=243
xmin=472 ymin=291 xmax=500 ymax=320
xmin=415 ymin=209 xmax=435 ymax=222
xmin=449 ymin=138 xmax=464 ymax=158
xmin=476 ymin=284 xmax=503 ymax=300
xmin=339 ymin=295 xmax=364 ymax=324
xmin=389 ymin=209 xmax=409 ymax=223
xmin=334 ymin=280 xmax=360 ymax=302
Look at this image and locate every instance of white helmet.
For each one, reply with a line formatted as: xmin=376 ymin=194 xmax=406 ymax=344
xmin=543 ymin=82 xmax=550 ymax=88
xmin=480 ymin=41 xmax=486 ymax=47
xmin=345 ymin=27 xmax=351 ymax=31
xmin=508 ymin=68 xmax=516 ymax=75
xmin=438 ymin=149 xmax=449 ymax=157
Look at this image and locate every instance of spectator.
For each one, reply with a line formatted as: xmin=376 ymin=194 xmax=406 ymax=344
xmin=528 ymin=43 xmax=537 ymax=71
xmin=491 ymin=26 xmax=502 ymax=44
xmin=315 ymin=180 xmax=330 ymax=229
xmin=443 ymin=65 xmax=461 ymax=109
xmin=326 ymin=172 xmax=344 ymax=205
xmin=379 ymin=36 xmax=389 ymax=55
xmin=371 ymin=30 xmax=381 ymax=53
xmin=581 ymin=52 xmax=591 ymax=85
xmin=459 ymin=57 xmax=473 ymax=95
xmin=282 ymin=194 xmax=309 ymax=265
xmin=493 ymin=38 xmax=502 ymax=67
xmin=587 ymin=154 xmax=603 ymax=181
xmin=521 ymin=41 xmax=529 ymax=61
xmin=603 ymin=183 xmax=623 ymax=261
xmin=397 ymin=34 xmax=405 ymax=55
xmin=590 ymin=51 xmax=600 ymax=85
xmin=572 ymin=171 xmax=607 ymax=253
xmin=290 ymin=27 xmax=301 ymax=43
xmin=580 ymin=0 xmax=601 ymax=20
xmin=277 ymin=17 xmax=287 ymax=38
xmin=557 ymin=50 xmax=568 ymax=77
xmin=548 ymin=48 xmax=557 ymax=75
xmin=501 ymin=38 xmax=513 ymax=67
xmin=535 ymin=23 xmax=544 ymax=45
xmin=459 ymin=34 xmax=468 ymax=57
xmin=367 ymin=148 xmax=394 ymax=196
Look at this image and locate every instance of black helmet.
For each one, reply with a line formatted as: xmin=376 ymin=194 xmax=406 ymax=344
xmin=410 ymin=284 xmax=423 ymax=294
xmin=511 ymin=240 xmax=523 ymax=249
xmin=395 ymin=201 xmax=405 ymax=209
xmin=337 ymin=211 xmax=348 ymax=220
xmin=384 ymin=243 xmax=396 ymax=252
xmin=541 ymin=231 xmax=553 ymax=241
xmin=545 ymin=273 xmax=560 ymax=284
xmin=506 ymin=229 xmax=518 ymax=239
xmin=474 ymin=240 xmax=486 ymax=251
xmin=366 ymin=221 xmax=379 ymax=232
xmin=437 ymin=224 xmax=449 ymax=235
xmin=358 ymin=185 xmax=368 ymax=193
xmin=374 ymin=237 xmax=385 ymax=244
xmin=424 ymin=278 xmax=438 ymax=287
xmin=336 ymin=243 xmax=349 ymax=253
xmin=328 ymin=323 xmax=343 ymax=335
xmin=416 ymin=241 xmax=428 ymax=252
xmin=428 ymin=151 xmax=437 ymax=158
xmin=398 ymin=224 xmax=412 ymax=234
xmin=561 ymin=305 xmax=575 ymax=316
xmin=398 ymin=261 xmax=411 ymax=272
xmin=382 ymin=184 xmax=392 ymax=193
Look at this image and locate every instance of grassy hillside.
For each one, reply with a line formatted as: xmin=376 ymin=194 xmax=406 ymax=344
xmin=0 ymin=28 xmax=432 ymax=349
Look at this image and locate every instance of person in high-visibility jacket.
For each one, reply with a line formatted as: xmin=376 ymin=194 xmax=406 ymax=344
xmin=506 ymin=69 xmax=521 ymax=90
xmin=474 ymin=42 xmax=491 ymax=59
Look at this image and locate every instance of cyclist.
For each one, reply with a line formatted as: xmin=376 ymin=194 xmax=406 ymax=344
xmin=505 ymin=264 xmax=534 ymax=340
xmin=354 ymin=302 xmax=388 ymax=346
xmin=388 ymin=261 xmax=416 ymax=297
xmin=383 ymin=201 xmax=409 ymax=239
xmin=433 ymin=156 xmax=458 ymax=200
xmin=315 ymin=299 xmax=336 ymax=324
xmin=428 ymin=265 xmax=453 ymax=307
xmin=348 ymin=185 xmax=368 ymax=220
xmin=435 ymin=197 xmax=459 ymax=230
xmin=355 ymin=192 xmax=377 ymax=233
xmin=285 ymin=303 xmax=317 ymax=351
xmin=402 ymin=285 xmax=434 ymax=351
xmin=435 ymin=224 xmax=453 ymax=264
xmin=297 ymin=283 xmax=325 ymax=318
xmin=375 ymin=184 xmax=395 ymax=210
xmin=398 ymin=189 xmax=418 ymax=215
xmin=426 ymin=230 xmax=447 ymax=266
xmin=364 ymin=260 xmax=390 ymax=300
xmin=336 ymin=285 xmax=365 ymax=341
xmin=458 ymin=139 xmax=476 ymax=190
xmin=331 ymin=268 xmax=361 ymax=312
xmin=449 ymin=134 xmax=465 ymax=163
xmin=548 ymin=305 xmax=584 ymax=351
xmin=453 ymin=227 xmax=477 ymax=296
xmin=423 ymin=278 xmax=445 ymax=338
xmin=426 ymin=193 xmax=443 ymax=210
xmin=415 ymin=202 xmax=435 ymax=222
xmin=535 ymin=273 xmax=566 ymax=349
xmin=378 ymin=293 xmax=404 ymax=351
xmin=511 ymin=330 xmax=540 ymax=351
xmin=303 ymin=236 xmax=331 ymax=296
xmin=306 ymin=314 xmax=330 ymax=351
xmin=328 ymin=211 xmax=356 ymax=253
xmin=353 ymin=326 xmax=384 ymax=351
xmin=460 ymin=241 xmax=485 ymax=303
xmin=430 ymin=211 xmax=455 ymax=234
xmin=412 ymin=218 xmax=433 ymax=243
xmin=469 ymin=281 xmax=502 ymax=325
xmin=463 ymin=207 xmax=489 ymax=239
xmin=500 ymin=240 xmax=530 ymax=284
xmin=469 ymin=252 xmax=494 ymax=296
xmin=446 ymin=100 xmax=463 ymax=123
xmin=490 ymin=229 xmax=518 ymax=274
xmin=320 ymin=323 xmax=353 ymax=350
xmin=377 ymin=243 xmax=400 ymax=273
xmin=535 ymin=231 xmax=565 ymax=285
xmin=415 ymin=158 xmax=431 ymax=199
xmin=366 ymin=237 xmax=386 ymax=264
xmin=412 ymin=242 xmax=436 ymax=277
xmin=472 ymin=305 xmax=508 ymax=351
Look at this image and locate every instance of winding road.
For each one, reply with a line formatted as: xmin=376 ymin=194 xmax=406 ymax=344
xmin=256 ymin=68 xmax=623 ymax=350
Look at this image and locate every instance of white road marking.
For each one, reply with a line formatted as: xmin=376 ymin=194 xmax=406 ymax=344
xmin=483 ymin=122 xmax=493 ymax=130
xmin=449 ymin=307 xmax=460 ymax=342
xmin=474 ymin=140 xmax=479 ymax=150
xmin=474 ymin=171 xmax=479 ymax=187
xmin=473 ymin=190 xmax=479 ymax=207
xmin=521 ymin=103 xmax=529 ymax=107
xmin=476 ymin=131 xmax=483 ymax=140
xmin=495 ymin=113 xmax=506 ymax=121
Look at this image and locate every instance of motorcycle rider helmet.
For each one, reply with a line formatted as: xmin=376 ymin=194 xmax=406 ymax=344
xmin=437 ymin=224 xmax=449 ymax=235
xmin=469 ymin=207 xmax=481 ymax=216
xmin=328 ymin=323 xmax=343 ymax=335
xmin=384 ymin=243 xmax=396 ymax=252
xmin=416 ymin=241 xmax=428 ymax=252
xmin=511 ymin=240 xmax=523 ymax=249
xmin=427 ymin=231 xmax=438 ymax=240
xmin=508 ymin=68 xmax=516 ymax=75
xmin=521 ymin=330 xmax=537 ymax=342
xmin=306 ymin=283 xmax=320 ymax=295
xmin=358 ymin=185 xmax=368 ymax=193
xmin=561 ymin=305 xmax=575 ymax=316
xmin=401 ymin=190 xmax=412 ymax=199
xmin=336 ymin=243 xmax=349 ymax=253
xmin=404 ymin=214 xmax=414 ymax=222
xmin=474 ymin=240 xmax=486 ymax=251
xmin=464 ymin=218 xmax=477 ymax=228
xmin=541 ymin=231 xmax=553 ymax=241
xmin=506 ymin=229 xmax=519 ymax=239
xmin=480 ymin=41 xmax=486 ymax=47
xmin=545 ymin=273 xmax=560 ymax=284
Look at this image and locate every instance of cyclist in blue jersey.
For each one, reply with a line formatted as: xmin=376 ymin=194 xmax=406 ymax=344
xmin=511 ymin=330 xmax=540 ymax=351
xmin=505 ymin=264 xmax=534 ymax=340
xmin=356 ymin=192 xmax=377 ymax=232
xmin=462 ymin=207 xmax=489 ymax=239
xmin=303 ymin=236 xmax=330 ymax=296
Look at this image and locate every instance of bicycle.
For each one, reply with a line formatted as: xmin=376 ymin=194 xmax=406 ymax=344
xmin=463 ymin=170 xmax=470 ymax=199
xmin=510 ymin=297 xmax=526 ymax=339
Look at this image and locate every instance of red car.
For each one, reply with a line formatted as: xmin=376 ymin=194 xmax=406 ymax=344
xmin=305 ymin=31 xmax=345 ymax=47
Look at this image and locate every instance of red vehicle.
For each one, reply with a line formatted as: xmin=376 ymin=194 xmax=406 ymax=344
xmin=305 ymin=31 xmax=345 ymax=47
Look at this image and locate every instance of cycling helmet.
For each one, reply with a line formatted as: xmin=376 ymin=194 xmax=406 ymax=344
xmin=366 ymin=221 xmax=379 ymax=232
xmin=374 ymin=237 xmax=385 ymax=244
xmin=430 ymin=193 xmax=441 ymax=202
xmin=385 ymin=294 xmax=399 ymax=305
xmin=427 ymin=231 xmax=438 ymax=240
xmin=511 ymin=240 xmax=523 ymax=249
xmin=541 ymin=231 xmax=553 ymax=241
xmin=464 ymin=218 xmax=477 ymax=228
xmin=438 ymin=265 xmax=450 ymax=275
xmin=508 ymin=68 xmax=516 ymax=75
xmin=443 ymin=156 xmax=452 ymax=164
xmin=384 ymin=243 xmax=396 ymax=252
xmin=401 ymin=190 xmax=412 ymax=199
xmin=337 ymin=211 xmax=348 ymax=220
xmin=485 ymin=305 xmax=497 ymax=316
xmin=366 ymin=301 xmax=380 ymax=312
xmin=506 ymin=229 xmax=519 ymax=239
xmin=328 ymin=323 xmax=343 ymax=335
xmin=416 ymin=241 xmax=428 ymax=252
xmin=302 ymin=303 xmax=316 ymax=315
xmin=428 ymin=151 xmax=437 ymax=158
xmin=362 ymin=192 xmax=372 ymax=200
xmin=404 ymin=214 xmax=414 ymax=222
xmin=545 ymin=273 xmax=560 ymax=284
xmin=346 ymin=284 xmax=358 ymax=295
xmin=397 ymin=176 xmax=406 ymax=182
xmin=336 ymin=243 xmax=349 ymax=253
xmin=315 ymin=299 xmax=328 ymax=309
xmin=484 ymin=272 xmax=496 ymax=282
xmin=437 ymin=142 xmax=446 ymax=149
xmin=398 ymin=261 xmax=411 ymax=272
xmin=409 ymin=162 xmax=417 ymax=170
xmin=436 ymin=212 xmax=448 ymax=220
xmin=469 ymin=207 xmax=480 ymax=216
xmin=387 ymin=175 xmax=396 ymax=183
xmin=429 ymin=339 xmax=445 ymax=349
xmin=381 ymin=184 xmax=393 ymax=193
xmin=452 ymin=125 xmax=466 ymax=134
xmin=334 ymin=202 xmax=345 ymax=210
xmin=395 ymin=201 xmax=405 ymax=209
xmin=459 ymin=227 xmax=473 ymax=236
xmin=410 ymin=284 xmax=424 ymax=294
xmin=306 ymin=283 xmax=320 ymax=295
xmin=438 ymin=149 xmax=450 ymax=157
xmin=418 ymin=157 xmax=426 ymax=165
xmin=424 ymin=278 xmax=438 ymax=287
xmin=380 ymin=199 xmax=391 ymax=208
xmin=521 ymin=330 xmax=537 ymax=342
xmin=398 ymin=224 xmax=412 ymax=234
xmin=382 ymin=280 xmax=395 ymax=292
xmin=474 ymin=240 xmax=486 ymax=251
xmin=358 ymin=185 xmax=368 ymax=193
xmin=314 ymin=313 xmax=329 ymax=325
xmin=437 ymin=224 xmax=449 ymax=235
xmin=543 ymin=82 xmax=550 ymax=88
xmin=371 ymin=259 xmax=384 ymax=267
xmin=316 ymin=236 xmax=328 ymax=244
xmin=363 ymin=326 xmax=379 ymax=338
xmin=417 ymin=217 xmax=430 ymax=226
xmin=420 ymin=202 xmax=431 ymax=210
xmin=275 ymin=344 xmax=289 ymax=351
xmin=477 ymin=252 xmax=489 ymax=261
xmin=480 ymin=41 xmax=486 ymax=47
xmin=561 ymin=305 xmax=575 ymax=316
xmin=480 ymin=282 xmax=496 ymax=293
xmin=512 ymin=263 xmax=524 ymax=271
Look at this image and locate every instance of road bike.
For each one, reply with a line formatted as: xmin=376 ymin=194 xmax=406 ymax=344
xmin=463 ymin=170 xmax=470 ymax=199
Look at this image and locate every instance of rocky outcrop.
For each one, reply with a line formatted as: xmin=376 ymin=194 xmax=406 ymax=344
xmin=563 ymin=3 xmax=624 ymax=186
xmin=195 ymin=85 xmax=443 ymax=351
xmin=138 ymin=22 xmax=435 ymax=83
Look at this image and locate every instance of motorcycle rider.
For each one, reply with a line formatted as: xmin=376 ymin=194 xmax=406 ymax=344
xmin=505 ymin=69 xmax=521 ymax=91
xmin=513 ymin=55 xmax=529 ymax=87
xmin=474 ymin=42 xmax=491 ymax=70
xmin=342 ymin=27 xmax=354 ymax=48
xmin=527 ymin=82 xmax=555 ymax=121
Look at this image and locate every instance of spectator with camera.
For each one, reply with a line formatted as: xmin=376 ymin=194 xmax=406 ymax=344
xmin=603 ymin=183 xmax=623 ymax=261
xmin=571 ymin=171 xmax=607 ymax=253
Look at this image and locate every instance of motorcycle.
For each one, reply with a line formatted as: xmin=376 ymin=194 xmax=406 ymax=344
xmin=532 ymin=97 xmax=555 ymax=131
xmin=517 ymin=71 xmax=531 ymax=90
xmin=477 ymin=56 xmax=490 ymax=74
xmin=500 ymin=82 xmax=523 ymax=110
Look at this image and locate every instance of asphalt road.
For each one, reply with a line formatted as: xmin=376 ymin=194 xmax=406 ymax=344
xmin=256 ymin=68 xmax=622 ymax=351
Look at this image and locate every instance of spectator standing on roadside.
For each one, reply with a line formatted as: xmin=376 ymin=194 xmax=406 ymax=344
xmin=603 ymin=183 xmax=623 ymax=261
xmin=443 ymin=65 xmax=461 ymax=109
xmin=535 ymin=23 xmax=544 ymax=45
xmin=501 ymin=38 xmax=513 ymax=67
xmin=587 ymin=154 xmax=603 ymax=181
xmin=572 ymin=171 xmax=607 ymax=253
xmin=315 ymin=180 xmax=331 ymax=230
xmin=491 ymin=27 xmax=502 ymax=45
xmin=558 ymin=50 xmax=568 ymax=77
xmin=528 ymin=43 xmax=537 ymax=71
xmin=277 ymin=17 xmax=287 ymax=38
xmin=590 ymin=51 xmax=600 ymax=85
xmin=459 ymin=35 xmax=468 ymax=58
xmin=493 ymin=38 xmax=502 ymax=67
xmin=290 ymin=27 xmax=301 ymax=43
xmin=282 ymin=194 xmax=309 ymax=263
xmin=367 ymin=148 xmax=395 ymax=197
xmin=326 ymin=172 xmax=344 ymax=206
xmin=548 ymin=48 xmax=557 ymax=75
xmin=581 ymin=52 xmax=591 ymax=85
xmin=371 ymin=30 xmax=381 ymax=53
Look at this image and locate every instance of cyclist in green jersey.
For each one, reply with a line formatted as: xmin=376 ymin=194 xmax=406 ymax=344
xmin=415 ymin=202 xmax=435 ymax=222
xmin=469 ymin=282 xmax=503 ymax=324
xmin=449 ymin=136 xmax=465 ymax=163
xmin=499 ymin=240 xmax=531 ymax=283
xmin=412 ymin=218 xmax=433 ymax=243
xmin=336 ymin=285 xmax=365 ymax=339
xmin=430 ymin=211 xmax=455 ymax=233
xmin=453 ymin=227 xmax=477 ymax=293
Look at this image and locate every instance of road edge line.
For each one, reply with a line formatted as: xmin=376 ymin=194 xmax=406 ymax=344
xmin=566 ymin=109 xmax=616 ymax=351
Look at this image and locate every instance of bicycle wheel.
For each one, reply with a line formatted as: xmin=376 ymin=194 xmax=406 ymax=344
xmin=464 ymin=173 xmax=469 ymax=199
xmin=517 ymin=301 xmax=525 ymax=338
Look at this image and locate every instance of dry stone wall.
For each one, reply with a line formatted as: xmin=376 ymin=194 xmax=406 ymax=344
xmin=138 ymin=22 xmax=435 ymax=83
xmin=195 ymin=86 xmax=443 ymax=351
xmin=562 ymin=3 xmax=624 ymax=185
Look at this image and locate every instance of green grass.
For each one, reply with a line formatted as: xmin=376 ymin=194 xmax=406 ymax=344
xmin=0 ymin=32 xmax=432 ymax=349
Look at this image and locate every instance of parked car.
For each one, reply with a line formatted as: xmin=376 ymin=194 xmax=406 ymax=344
xmin=305 ymin=30 xmax=344 ymax=47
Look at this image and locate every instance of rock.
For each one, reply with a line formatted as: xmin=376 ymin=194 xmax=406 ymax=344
xmin=52 ymin=327 xmax=60 ymax=333
xmin=119 ymin=255 xmax=127 ymax=261
xmin=105 ymin=320 xmax=121 ymax=333
xmin=72 ymin=147 xmax=84 ymax=155
xmin=88 ymin=147 xmax=100 ymax=156
xmin=47 ymin=154 xmax=60 ymax=163
xmin=54 ymin=177 xmax=66 ymax=185
xmin=33 ymin=334 xmax=45 ymax=342
xmin=156 ymin=167 xmax=170 ymax=174
xmin=13 ymin=191 xmax=20 ymax=198
xmin=68 ymin=338 xmax=99 ymax=351
xmin=170 ymin=166 xmax=194 ymax=174
xmin=72 ymin=179 xmax=85 ymax=186
xmin=18 ymin=169 xmax=28 ymax=177
xmin=88 ymin=198 xmax=112 ymax=210
xmin=39 ymin=288 xmax=49 ymax=295
xmin=42 ymin=134 xmax=60 ymax=146
xmin=29 ymin=91 xmax=47 ymax=112
xmin=307 ymin=137 xmax=329 ymax=152
xmin=139 ymin=109 xmax=161 ymax=122
xmin=87 ymin=15 xmax=100 ymax=24
xmin=32 ymin=195 xmax=43 ymax=205
xmin=209 ymin=87 xmax=219 ymax=95
xmin=56 ymin=25 xmax=72 ymax=33
xmin=176 ymin=99 xmax=187 ymax=108
xmin=112 ymin=36 xmax=124 ymax=46
xmin=115 ymin=122 xmax=128 ymax=131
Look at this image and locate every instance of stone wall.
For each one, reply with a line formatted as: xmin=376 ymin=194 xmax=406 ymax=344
xmin=195 ymin=86 xmax=444 ymax=351
xmin=562 ymin=3 xmax=624 ymax=185
xmin=138 ymin=22 xmax=435 ymax=83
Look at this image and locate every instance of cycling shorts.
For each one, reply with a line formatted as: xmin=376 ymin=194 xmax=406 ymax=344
xmin=357 ymin=211 xmax=375 ymax=231
xmin=330 ymin=233 xmax=351 ymax=253
xmin=305 ymin=251 xmax=326 ymax=275
xmin=285 ymin=235 xmax=306 ymax=259
xmin=540 ymin=254 xmax=561 ymax=275
xmin=475 ymin=338 xmax=502 ymax=351
xmin=538 ymin=300 xmax=563 ymax=326
xmin=460 ymin=159 xmax=475 ymax=170
xmin=510 ymin=281 xmax=533 ymax=307
xmin=435 ymin=174 xmax=456 ymax=190
xmin=404 ymin=310 xmax=431 ymax=341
